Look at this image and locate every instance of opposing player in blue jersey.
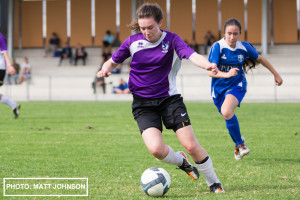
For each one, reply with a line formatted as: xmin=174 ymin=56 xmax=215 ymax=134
xmin=0 ymin=32 xmax=20 ymax=118
xmin=208 ymin=18 xmax=283 ymax=160
xmin=97 ymin=3 xmax=224 ymax=194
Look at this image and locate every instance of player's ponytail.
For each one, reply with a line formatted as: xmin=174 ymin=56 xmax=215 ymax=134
xmin=243 ymin=58 xmax=259 ymax=73
xmin=128 ymin=3 xmax=163 ymax=32
xmin=243 ymin=51 xmax=261 ymax=73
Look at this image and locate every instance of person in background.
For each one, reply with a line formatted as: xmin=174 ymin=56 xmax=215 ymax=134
xmin=19 ymin=57 xmax=32 ymax=84
xmin=7 ymin=58 xmax=20 ymax=85
xmin=58 ymin=42 xmax=73 ymax=66
xmin=45 ymin=32 xmax=60 ymax=57
xmin=74 ymin=43 xmax=87 ymax=66
xmin=103 ymin=30 xmax=115 ymax=47
xmin=208 ymin=18 xmax=283 ymax=160
xmin=114 ymin=78 xmax=130 ymax=94
xmin=204 ymin=31 xmax=215 ymax=55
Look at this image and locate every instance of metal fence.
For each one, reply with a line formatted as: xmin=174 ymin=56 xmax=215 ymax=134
xmin=2 ymin=73 xmax=300 ymax=102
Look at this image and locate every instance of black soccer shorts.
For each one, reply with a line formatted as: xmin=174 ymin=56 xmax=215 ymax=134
xmin=0 ymin=69 xmax=6 ymax=86
xmin=132 ymin=94 xmax=191 ymax=134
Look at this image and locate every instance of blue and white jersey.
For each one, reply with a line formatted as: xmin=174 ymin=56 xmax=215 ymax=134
xmin=208 ymin=38 xmax=258 ymax=100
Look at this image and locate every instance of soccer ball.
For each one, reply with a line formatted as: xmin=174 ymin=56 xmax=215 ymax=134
xmin=140 ymin=167 xmax=171 ymax=197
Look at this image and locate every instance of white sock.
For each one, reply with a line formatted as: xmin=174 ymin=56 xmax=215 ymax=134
xmin=0 ymin=95 xmax=17 ymax=109
xmin=195 ymin=156 xmax=220 ymax=186
xmin=157 ymin=146 xmax=183 ymax=166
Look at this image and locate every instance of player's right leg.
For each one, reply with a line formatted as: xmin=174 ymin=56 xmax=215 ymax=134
xmin=133 ymin=95 xmax=197 ymax=180
xmin=142 ymin=128 xmax=199 ymax=180
xmin=141 ymin=127 xmax=170 ymax=160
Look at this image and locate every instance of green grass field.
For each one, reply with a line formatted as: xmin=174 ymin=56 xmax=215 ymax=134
xmin=0 ymin=102 xmax=299 ymax=199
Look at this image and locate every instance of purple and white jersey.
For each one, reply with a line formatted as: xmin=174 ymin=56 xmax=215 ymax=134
xmin=0 ymin=33 xmax=8 ymax=70
xmin=112 ymin=30 xmax=195 ymax=98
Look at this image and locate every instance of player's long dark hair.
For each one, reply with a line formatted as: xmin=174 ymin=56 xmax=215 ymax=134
xmin=243 ymin=51 xmax=262 ymax=73
xmin=128 ymin=3 xmax=163 ymax=32
xmin=224 ymin=18 xmax=242 ymax=34
xmin=243 ymin=58 xmax=259 ymax=73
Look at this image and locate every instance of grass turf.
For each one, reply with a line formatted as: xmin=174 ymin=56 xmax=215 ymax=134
xmin=0 ymin=102 xmax=299 ymax=199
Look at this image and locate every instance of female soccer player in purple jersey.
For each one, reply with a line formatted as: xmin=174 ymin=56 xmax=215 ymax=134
xmin=0 ymin=32 xmax=20 ymax=118
xmin=208 ymin=18 xmax=283 ymax=160
xmin=97 ymin=3 xmax=224 ymax=193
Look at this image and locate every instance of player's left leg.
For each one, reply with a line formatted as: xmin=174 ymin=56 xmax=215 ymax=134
xmin=0 ymin=70 xmax=20 ymax=118
xmin=0 ymin=94 xmax=20 ymax=118
xmin=176 ymin=126 xmax=224 ymax=193
xmin=221 ymin=94 xmax=249 ymax=159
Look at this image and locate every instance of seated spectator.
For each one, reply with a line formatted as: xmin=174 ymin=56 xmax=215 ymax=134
xmin=45 ymin=32 xmax=60 ymax=57
xmin=91 ymin=47 xmax=112 ymax=94
xmin=111 ymin=65 xmax=121 ymax=74
xmin=59 ymin=42 xmax=73 ymax=66
xmin=103 ymin=30 xmax=115 ymax=47
xmin=7 ymin=58 xmax=20 ymax=85
xmin=204 ymin=30 xmax=215 ymax=55
xmin=92 ymin=68 xmax=106 ymax=94
xmin=102 ymin=46 xmax=112 ymax=64
xmin=74 ymin=43 xmax=87 ymax=66
xmin=190 ymin=39 xmax=199 ymax=53
xmin=113 ymin=78 xmax=130 ymax=94
xmin=19 ymin=57 xmax=31 ymax=84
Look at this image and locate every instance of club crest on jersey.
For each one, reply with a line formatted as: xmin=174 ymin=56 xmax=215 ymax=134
xmin=162 ymin=41 xmax=169 ymax=53
xmin=137 ymin=42 xmax=144 ymax=48
xmin=238 ymin=54 xmax=244 ymax=62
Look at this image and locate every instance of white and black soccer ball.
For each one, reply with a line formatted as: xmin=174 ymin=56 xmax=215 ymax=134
xmin=140 ymin=167 xmax=171 ymax=197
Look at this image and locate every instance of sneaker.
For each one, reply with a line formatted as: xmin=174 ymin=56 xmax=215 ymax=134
xmin=177 ymin=151 xmax=200 ymax=180
xmin=234 ymin=147 xmax=243 ymax=160
xmin=237 ymin=143 xmax=250 ymax=157
xmin=13 ymin=104 xmax=21 ymax=119
xmin=210 ymin=183 xmax=225 ymax=193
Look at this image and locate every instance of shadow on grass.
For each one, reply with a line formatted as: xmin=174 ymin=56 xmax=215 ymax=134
xmin=225 ymin=183 xmax=299 ymax=193
xmin=252 ymin=157 xmax=300 ymax=165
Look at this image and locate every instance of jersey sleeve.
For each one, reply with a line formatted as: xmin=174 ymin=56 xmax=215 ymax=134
xmin=0 ymin=34 xmax=7 ymax=52
xmin=242 ymin=41 xmax=259 ymax=60
xmin=172 ymin=35 xmax=195 ymax=60
xmin=208 ymin=42 xmax=220 ymax=64
xmin=111 ymin=38 xmax=131 ymax=64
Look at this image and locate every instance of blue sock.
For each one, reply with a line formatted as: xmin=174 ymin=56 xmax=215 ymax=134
xmin=225 ymin=114 xmax=243 ymax=147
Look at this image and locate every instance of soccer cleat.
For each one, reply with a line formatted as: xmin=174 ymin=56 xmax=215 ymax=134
xmin=237 ymin=143 xmax=250 ymax=157
xmin=210 ymin=183 xmax=225 ymax=193
xmin=234 ymin=147 xmax=243 ymax=160
xmin=177 ymin=151 xmax=200 ymax=180
xmin=13 ymin=104 xmax=21 ymax=119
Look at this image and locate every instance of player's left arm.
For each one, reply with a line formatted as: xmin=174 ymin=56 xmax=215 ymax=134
xmin=173 ymin=35 xmax=218 ymax=73
xmin=3 ymin=52 xmax=15 ymax=75
xmin=256 ymin=55 xmax=283 ymax=86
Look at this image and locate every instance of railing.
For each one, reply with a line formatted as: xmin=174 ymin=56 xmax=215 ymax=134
xmin=2 ymin=73 xmax=300 ymax=102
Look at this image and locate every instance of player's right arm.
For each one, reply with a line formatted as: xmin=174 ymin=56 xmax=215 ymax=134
xmin=97 ymin=37 xmax=131 ymax=78
xmin=206 ymin=41 xmax=238 ymax=78
xmin=97 ymin=58 xmax=118 ymax=78
xmin=3 ymin=52 xmax=15 ymax=75
xmin=208 ymin=65 xmax=239 ymax=78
